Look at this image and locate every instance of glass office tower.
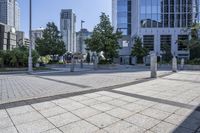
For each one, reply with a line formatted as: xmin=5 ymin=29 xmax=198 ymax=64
xmin=113 ymin=0 xmax=132 ymax=35
xmin=113 ymin=0 xmax=200 ymax=60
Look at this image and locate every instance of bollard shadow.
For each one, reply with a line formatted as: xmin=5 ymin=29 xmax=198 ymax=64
xmin=172 ymin=105 xmax=200 ymax=133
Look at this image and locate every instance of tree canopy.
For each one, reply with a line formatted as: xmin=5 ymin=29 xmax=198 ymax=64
xmin=85 ymin=13 xmax=122 ymax=63
xmin=36 ymin=22 xmax=66 ymax=57
xmin=131 ymin=36 xmax=148 ymax=63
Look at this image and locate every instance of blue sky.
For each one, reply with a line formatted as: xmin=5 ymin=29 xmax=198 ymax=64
xmin=18 ymin=0 xmax=112 ymax=37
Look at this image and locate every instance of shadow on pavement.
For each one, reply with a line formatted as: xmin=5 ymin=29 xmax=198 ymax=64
xmin=172 ymin=105 xmax=200 ymax=133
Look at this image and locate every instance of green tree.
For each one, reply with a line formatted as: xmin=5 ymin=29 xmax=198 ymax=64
xmin=131 ymin=36 xmax=148 ymax=64
xmin=36 ymin=22 xmax=66 ymax=59
xmin=181 ymin=23 xmax=200 ymax=59
xmin=161 ymin=43 xmax=172 ymax=63
xmin=85 ymin=13 xmax=122 ymax=63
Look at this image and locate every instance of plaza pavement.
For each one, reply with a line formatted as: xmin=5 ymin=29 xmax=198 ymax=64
xmin=0 ymin=70 xmax=200 ymax=133
xmin=0 ymin=68 xmax=170 ymax=104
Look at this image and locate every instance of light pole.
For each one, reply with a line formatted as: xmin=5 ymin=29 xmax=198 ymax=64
xmin=80 ymin=20 xmax=85 ymax=68
xmin=28 ymin=0 xmax=33 ymax=72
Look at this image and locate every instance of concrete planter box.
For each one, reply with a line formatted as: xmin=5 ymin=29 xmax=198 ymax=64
xmin=181 ymin=65 xmax=200 ymax=70
xmin=97 ymin=64 xmax=117 ymax=69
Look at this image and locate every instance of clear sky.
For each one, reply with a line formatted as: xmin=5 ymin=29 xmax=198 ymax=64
xmin=18 ymin=0 xmax=112 ymax=37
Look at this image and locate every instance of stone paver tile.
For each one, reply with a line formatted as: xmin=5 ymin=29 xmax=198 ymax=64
xmin=16 ymin=119 xmax=55 ymax=133
xmin=80 ymin=99 xmax=102 ymax=106
xmin=31 ymin=101 xmax=56 ymax=111
xmin=94 ymin=96 xmax=114 ymax=102
xmin=106 ymin=107 xmax=135 ymax=119
xmin=60 ymin=101 xmax=86 ymax=111
xmin=6 ymin=105 xmax=35 ymax=116
xmin=52 ymin=98 xmax=74 ymax=106
xmin=121 ymin=103 xmax=147 ymax=112
xmin=144 ymin=130 xmax=154 ymax=133
xmin=39 ymin=106 xmax=67 ymax=118
xmin=165 ymin=114 xmax=200 ymax=131
xmin=91 ymin=103 xmax=116 ymax=112
xmin=0 ymin=126 xmax=18 ymax=133
xmin=73 ymin=107 xmax=101 ymax=119
xmin=41 ymin=128 xmax=62 ymax=133
xmin=86 ymin=113 xmax=120 ymax=128
xmin=150 ymin=122 xmax=177 ymax=133
xmin=152 ymin=104 xmax=179 ymax=113
xmin=0 ymin=117 xmax=13 ymax=129
xmin=104 ymin=120 xmax=134 ymax=133
xmin=125 ymin=113 xmax=161 ymax=129
xmin=118 ymin=96 xmax=139 ymax=103
xmin=96 ymin=91 xmax=125 ymax=98
xmin=48 ymin=112 xmax=80 ymax=127
xmin=175 ymin=108 xmax=200 ymax=120
xmin=107 ymin=99 xmax=128 ymax=107
xmin=93 ymin=129 xmax=108 ymax=133
xmin=83 ymin=93 xmax=102 ymax=98
xmin=134 ymin=100 xmax=157 ymax=107
xmin=0 ymin=110 xmax=8 ymax=119
xmin=140 ymin=108 xmax=171 ymax=120
xmin=69 ymin=95 xmax=90 ymax=101
xmin=60 ymin=120 xmax=98 ymax=133
xmin=11 ymin=111 xmax=44 ymax=125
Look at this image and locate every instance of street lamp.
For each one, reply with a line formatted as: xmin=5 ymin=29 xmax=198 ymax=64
xmin=80 ymin=20 xmax=85 ymax=68
xmin=28 ymin=0 xmax=33 ymax=72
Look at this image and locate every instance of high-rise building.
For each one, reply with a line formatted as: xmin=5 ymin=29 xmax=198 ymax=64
xmin=31 ymin=28 xmax=44 ymax=50
xmin=113 ymin=0 xmax=200 ymax=62
xmin=76 ymin=29 xmax=92 ymax=55
xmin=60 ymin=9 xmax=76 ymax=53
xmin=0 ymin=22 xmax=16 ymax=50
xmin=0 ymin=0 xmax=20 ymax=31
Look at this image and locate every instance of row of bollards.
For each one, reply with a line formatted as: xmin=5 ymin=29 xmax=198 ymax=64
xmin=150 ymin=53 xmax=183 ymax=78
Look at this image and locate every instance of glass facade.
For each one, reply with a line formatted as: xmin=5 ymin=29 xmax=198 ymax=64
xmin=160 ymin=35 xmax=171 ymax=51
xmin=140 ymin=0 xmax=200 ymax=28
xmin=117 ymin=0 xmax=132 ymax=35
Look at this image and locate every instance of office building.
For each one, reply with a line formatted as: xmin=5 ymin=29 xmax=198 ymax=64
xmin=76 ymin=29 xmax=92 ymax=55
xmin=0 ymin=22 xmax=16 ymax=50
xmin=31 ymin=28 xmax=44 ymax=49
xmin=60 ymin=9 xmax=76 ymax=53
xmin=0 ymin=0 xmax=20 ymax=31
xmin=113 ymin=0 xmax=200 ymax=63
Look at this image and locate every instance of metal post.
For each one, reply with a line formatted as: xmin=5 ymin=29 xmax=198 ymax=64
xmin=80 ymin=20 xmax=85 ymax=68
xmin=28 ymin=0 xmax=33 ymax=72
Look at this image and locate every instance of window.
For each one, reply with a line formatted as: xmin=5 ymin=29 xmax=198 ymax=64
xmin=143 ymin=35 xmax=154 ymax=51
xmin=178 ymin=35 xmax=188 ymax=51
xmin=160 ymin=35 xmax=171 ymax=51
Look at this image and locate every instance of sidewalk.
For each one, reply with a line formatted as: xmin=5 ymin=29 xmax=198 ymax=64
xmin=0 ymin=71 xmax=200 ymax=133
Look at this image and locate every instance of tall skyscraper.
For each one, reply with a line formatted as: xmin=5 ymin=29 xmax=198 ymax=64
xmin=113 ymin=0 xmax=200 ymax=61
xmin=0 ymin=0 xmax=20 ymax=31
xmin=60 ymin=9 xmax=76 ymax=53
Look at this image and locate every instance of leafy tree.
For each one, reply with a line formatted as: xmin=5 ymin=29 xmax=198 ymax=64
xmin=181 ymin=23 xmax=200 ymax=59
xmin=85 ymin=13 xmax=122 ymax=63
xmin=36 ymin=22 xmax=66 ymax=59
xmin=161 ymin=43 xmax=172 ymax=63
xmin=86 ymin=52 xmax=91 ymax=64
xmin=131 ymin=36 xmax=148 ymax=64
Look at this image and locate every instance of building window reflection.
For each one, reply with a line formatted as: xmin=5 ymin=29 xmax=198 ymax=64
xmin=140 ymin=0 xmax=198 ymax=28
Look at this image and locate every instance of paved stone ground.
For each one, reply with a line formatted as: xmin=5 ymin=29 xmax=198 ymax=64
xmin=0 ymin=69 xmax=170 ymax=104
xmin=0 ymin=71 xmax=200 ymax=133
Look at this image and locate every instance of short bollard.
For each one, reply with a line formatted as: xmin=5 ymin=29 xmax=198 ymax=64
xmin=180 ymin=58 xmax=184 ymax=70
xmin=150 ymin=53 xmax=157 ymax=78
xmin=172 ymin=56 xmax=177 ymax=72
xmin=70 ymin=57 xmax=75 ymax=72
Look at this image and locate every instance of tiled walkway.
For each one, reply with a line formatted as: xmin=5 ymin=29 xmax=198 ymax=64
xmin=0 ymin=71 xmax=200 ymax=133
